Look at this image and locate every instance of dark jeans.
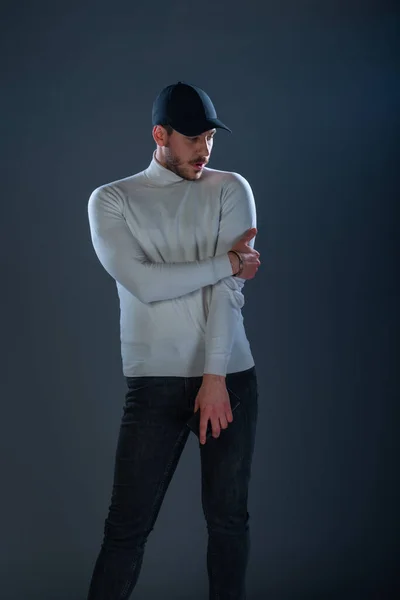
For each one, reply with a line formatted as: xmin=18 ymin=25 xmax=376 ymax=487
xmin=87 ymin=366 xmax=258 ymax=600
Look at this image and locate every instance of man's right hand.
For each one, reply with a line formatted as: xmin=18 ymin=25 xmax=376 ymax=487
xmin=228 ymin=228 xmax=260 ymax=279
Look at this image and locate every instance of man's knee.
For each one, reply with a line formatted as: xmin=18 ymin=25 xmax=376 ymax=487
xmin=204 ymin=509 xmax=250 ymax=535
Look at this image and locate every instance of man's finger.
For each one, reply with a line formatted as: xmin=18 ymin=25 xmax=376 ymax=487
xmin=241 ymin=227 xmax=257 ymax=241
xmin=219 ymin=414 xmax=229 ymax=430
xmin=199 ymin=411 xmax=210 ymax=444
xmin=211 ymin=415 xmax=221 ymax=439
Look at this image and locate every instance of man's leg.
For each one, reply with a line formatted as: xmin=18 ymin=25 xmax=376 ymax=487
xmin=199 ymin=366 xmax=259 ymax=600
xmin=87 ymin=375 xmax=192 ymax=599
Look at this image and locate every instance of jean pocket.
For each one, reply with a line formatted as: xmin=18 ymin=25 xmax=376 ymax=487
xmin=226 ymin=386 xmax=241 ymax=403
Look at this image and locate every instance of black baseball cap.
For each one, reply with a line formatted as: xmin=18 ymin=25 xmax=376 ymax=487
xmin=152 ymin=81 xmax=232 ymax=137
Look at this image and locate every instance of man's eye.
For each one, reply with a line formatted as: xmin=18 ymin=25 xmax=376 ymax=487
xmin=188 ymin=135 xmax=214 ymax=142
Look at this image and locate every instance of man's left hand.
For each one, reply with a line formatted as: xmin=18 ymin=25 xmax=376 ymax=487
xmin=194 ymin=374 xmax=234 ymax=444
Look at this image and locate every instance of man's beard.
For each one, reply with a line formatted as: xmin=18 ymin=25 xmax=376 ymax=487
xmin=164 ymin=148 xmax=201 ymax=181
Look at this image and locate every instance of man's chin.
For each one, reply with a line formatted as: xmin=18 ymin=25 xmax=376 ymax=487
xmin=180 ymin=169 xmax=202 ymax=182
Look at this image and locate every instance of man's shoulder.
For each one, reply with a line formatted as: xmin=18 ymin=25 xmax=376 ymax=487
xmin=91 ymin=170 xmax=147 ymax=200
xmin=202 ymin=167 xmax=250 ymax=188
xmin=202 ymin=168 xmax=252 ymax=198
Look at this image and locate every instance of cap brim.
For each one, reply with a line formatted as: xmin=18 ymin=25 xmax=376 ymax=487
xmin=210 ymin=118 xmax=232 ymax=134
xmin=173 ymin=118 xmax=232 ymax=137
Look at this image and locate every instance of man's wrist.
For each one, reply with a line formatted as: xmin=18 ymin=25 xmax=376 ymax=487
xmin=203 ymin=373 xmax=226 ymax=383
xmin=227 ymin=251 xmax=239 ymax=275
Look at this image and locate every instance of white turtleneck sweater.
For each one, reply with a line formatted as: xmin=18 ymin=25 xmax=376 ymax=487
xmin=87 ymin=153 xmax=257 ymax=377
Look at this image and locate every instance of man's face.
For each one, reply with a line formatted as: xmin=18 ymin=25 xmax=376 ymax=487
xmin=160 ymin=128 xmax=216 ymax=181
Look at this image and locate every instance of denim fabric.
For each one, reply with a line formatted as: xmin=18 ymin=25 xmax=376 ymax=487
xmin=87 ymin=366 xmax=258 ymax=600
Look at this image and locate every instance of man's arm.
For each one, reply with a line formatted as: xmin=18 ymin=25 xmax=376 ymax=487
xmin=203 ymin=173 xmax=257 ymax=377
xmin=87 ymin=185 xmax=233 ymax=304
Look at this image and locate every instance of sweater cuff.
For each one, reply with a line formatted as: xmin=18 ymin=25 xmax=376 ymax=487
xmin=212 ymin=253 xmax=234 ymax=282
xmin=203 ymin=353 xmax=230 ymax=377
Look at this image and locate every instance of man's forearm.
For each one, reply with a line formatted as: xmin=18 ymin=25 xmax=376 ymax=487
xmin=203 ymin=277 xmax=245 ymax=377
xmin=120 ymin=254 xmax=233 ymax=304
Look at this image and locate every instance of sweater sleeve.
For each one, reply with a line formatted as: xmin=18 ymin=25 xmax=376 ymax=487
xmin=203 ymin=173 xmax=257 ymax=376
xmin=87 ymin=185 xmax=233 ymax=304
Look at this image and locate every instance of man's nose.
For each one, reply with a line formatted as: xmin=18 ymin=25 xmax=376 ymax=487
xmin=198 ymin=138 xmax=211 ymax=156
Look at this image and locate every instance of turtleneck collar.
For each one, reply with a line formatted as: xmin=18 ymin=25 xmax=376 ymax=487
xmin=144 ymin=151 xmax=185 ymax=185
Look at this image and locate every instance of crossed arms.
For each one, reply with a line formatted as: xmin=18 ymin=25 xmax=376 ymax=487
xmin=88 ymin=173 xmax=257 ymax=376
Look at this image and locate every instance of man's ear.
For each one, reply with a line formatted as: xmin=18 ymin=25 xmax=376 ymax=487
xmin=152 ymin=125 xmax=168 ymax=147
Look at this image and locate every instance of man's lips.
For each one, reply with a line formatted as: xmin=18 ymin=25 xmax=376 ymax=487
xmin=192 ymin=162 xmax=206 ymax=170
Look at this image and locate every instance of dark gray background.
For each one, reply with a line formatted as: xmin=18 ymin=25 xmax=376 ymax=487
xmin=1 ymin=1 xmax=398 ymax=598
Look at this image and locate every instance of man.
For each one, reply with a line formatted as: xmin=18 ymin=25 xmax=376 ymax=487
xmin=87 ymin=81 xmax=261 ymax=599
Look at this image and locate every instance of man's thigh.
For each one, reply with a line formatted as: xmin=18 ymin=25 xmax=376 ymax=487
xmin=199 ymin=367 xmax=259 ymax=520
xmin=105 ymin=376 xmax=193 ymax=537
